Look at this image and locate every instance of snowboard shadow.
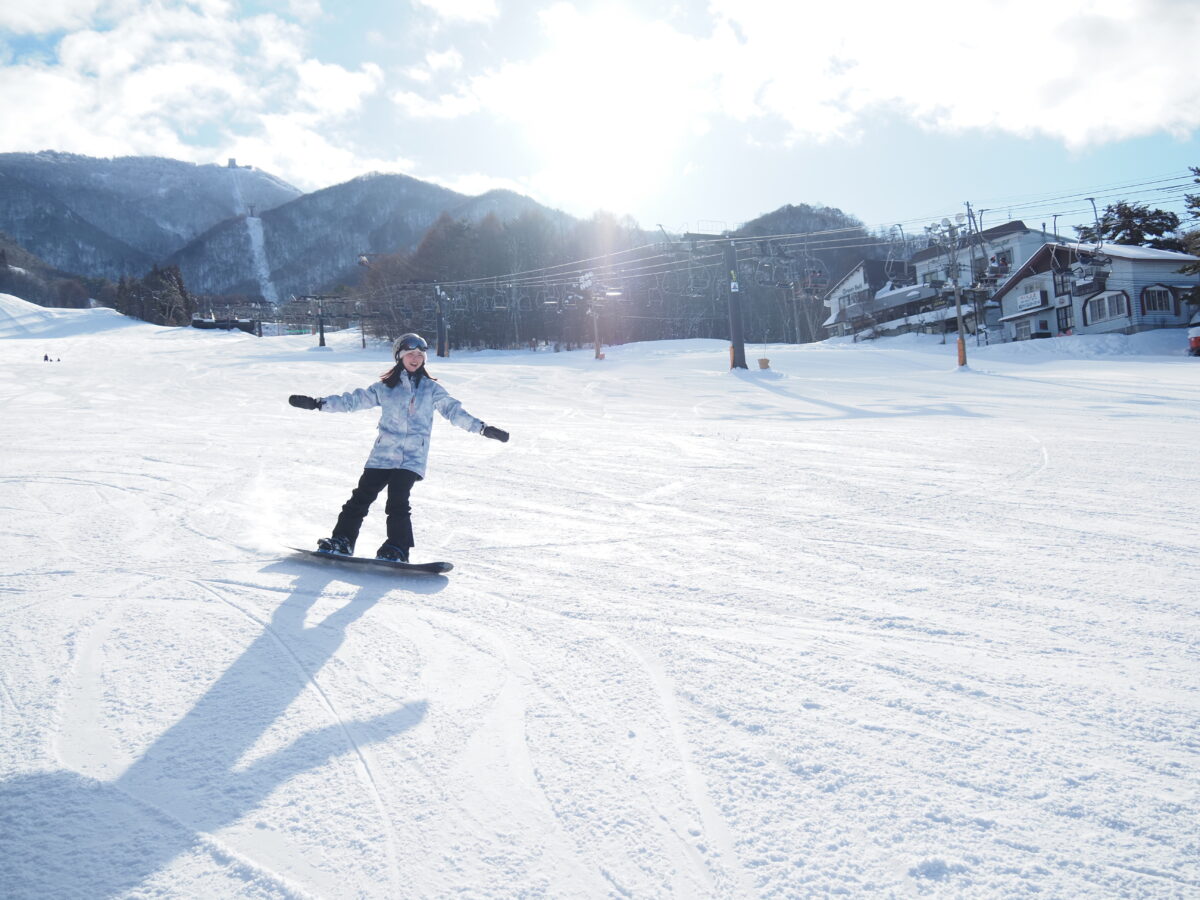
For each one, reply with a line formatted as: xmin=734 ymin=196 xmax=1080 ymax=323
xmin=1 ymin=567 xmax=427 ymax=898
xmin=276 ymin=554 xmax=452 ymax=591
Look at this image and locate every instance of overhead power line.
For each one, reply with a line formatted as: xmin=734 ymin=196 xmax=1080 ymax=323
xmin=370 ymin=168 xmax=1197 ymax=298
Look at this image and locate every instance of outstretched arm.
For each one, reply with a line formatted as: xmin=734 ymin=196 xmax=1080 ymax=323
xmin=430 ymin=383 xmax=510 ymax=441
xmin=315 ymin=383 xmax=384 ymax=413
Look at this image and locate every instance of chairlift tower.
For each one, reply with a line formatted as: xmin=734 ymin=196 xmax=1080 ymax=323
xmin=685 ymin=233 xmax=746 ymax=368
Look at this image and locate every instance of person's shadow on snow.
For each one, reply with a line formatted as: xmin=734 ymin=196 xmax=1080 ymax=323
xmin=0 ymin=565 xmax=438 ymax=898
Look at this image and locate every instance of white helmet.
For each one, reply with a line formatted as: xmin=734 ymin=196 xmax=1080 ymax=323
xmin=392 ymin=333 xmax=429 ymax=360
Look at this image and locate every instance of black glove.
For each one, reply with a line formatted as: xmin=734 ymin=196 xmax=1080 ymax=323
xmin=289 ymin=395 xmax=323 ymax=410
xmin=481 ymin=425 xmax=509 ymax=443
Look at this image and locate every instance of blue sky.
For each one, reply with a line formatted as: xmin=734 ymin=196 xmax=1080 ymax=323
xmin=2 ymin=0 xmax=1198 ymax=238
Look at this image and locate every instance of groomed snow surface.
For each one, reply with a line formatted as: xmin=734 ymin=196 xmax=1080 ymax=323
xmin=1 ymin=292 xmax=1197 ymax=898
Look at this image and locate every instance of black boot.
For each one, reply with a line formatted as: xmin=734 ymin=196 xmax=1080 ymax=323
xmin=317 ymin=535 xmax=353 ymax=556
xmin=375 ymin=543 xmax=409 ymax=562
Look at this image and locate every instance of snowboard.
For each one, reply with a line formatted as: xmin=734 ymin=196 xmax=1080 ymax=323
xmin=288 ymin=547 xmax=453 ymax=575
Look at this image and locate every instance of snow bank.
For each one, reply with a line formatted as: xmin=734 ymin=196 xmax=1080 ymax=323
xmin=0 ymin=292 xmax=139 ymax=339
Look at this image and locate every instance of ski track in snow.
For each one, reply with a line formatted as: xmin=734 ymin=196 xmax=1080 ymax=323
xmin=1 ymin=294 xmax=1199 ymax=898
xmin=182 ymin=574 xmax=406 ymax=894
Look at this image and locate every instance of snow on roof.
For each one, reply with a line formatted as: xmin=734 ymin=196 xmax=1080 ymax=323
xmin=991 ymin=241 xmax=1200 ymax=302
xmin=1053 ymin=241 xmax=1200 ymax=262
xmin=868 ymin=303 xmax=976 ymax=332
xmin=874 ymin=282 xmax=931 ymax=302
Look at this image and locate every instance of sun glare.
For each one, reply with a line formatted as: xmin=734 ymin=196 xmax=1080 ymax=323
xmin=474 ymin=4 xmax=715 ymax=218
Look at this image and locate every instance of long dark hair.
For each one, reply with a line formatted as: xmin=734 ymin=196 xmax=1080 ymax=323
xmin=380 ymin=362 xmax=436 ymax=388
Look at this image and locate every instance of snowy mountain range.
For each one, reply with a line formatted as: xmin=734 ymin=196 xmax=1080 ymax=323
xmin=0 ymin=152 xmax=567 ymax=301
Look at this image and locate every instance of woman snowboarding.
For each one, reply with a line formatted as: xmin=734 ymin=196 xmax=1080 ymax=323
xmin=288 ymin=333 xmax=509 ymax=562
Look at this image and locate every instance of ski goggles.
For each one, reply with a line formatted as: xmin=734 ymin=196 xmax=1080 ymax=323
xmin=394 ymin=335 xmax=429 ymax=356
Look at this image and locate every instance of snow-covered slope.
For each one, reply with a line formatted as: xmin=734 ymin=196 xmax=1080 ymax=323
xmin=0 ymin=292 xmax=139 ymax=338
xmin=2 ymin=294 xmax=1198 ymax=898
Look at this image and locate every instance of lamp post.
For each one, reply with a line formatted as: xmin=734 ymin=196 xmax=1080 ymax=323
xmin=928 ymin=217 xmax=969 ymax=367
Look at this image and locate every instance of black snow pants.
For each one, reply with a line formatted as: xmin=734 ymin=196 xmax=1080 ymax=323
xmin=331 ymin=468 xmax=420 ymax=552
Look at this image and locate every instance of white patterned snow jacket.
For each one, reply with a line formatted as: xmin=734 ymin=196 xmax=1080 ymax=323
xmin=319 ymin=370 xmax=484 ymax=478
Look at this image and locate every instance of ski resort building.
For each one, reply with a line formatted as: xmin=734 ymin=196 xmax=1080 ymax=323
xmin=993 ymin=242 xmax=1200 ymax=340
xmin=824 ymin=221 xmax=1061 ymax=341
xmin=821 ymin=259 xmax=914 ymax=338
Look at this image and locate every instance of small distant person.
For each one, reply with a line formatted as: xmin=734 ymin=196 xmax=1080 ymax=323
xmin=43 ymin=354 xmax=49 ymax=361
xmin=287 ymin=333 xmax=510 ymax=562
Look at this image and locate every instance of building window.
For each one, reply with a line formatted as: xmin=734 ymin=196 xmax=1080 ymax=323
xmin=1143 ymin=287 xmax=1173 ymax=314
xmin=1014 ymin=319 xmax=1031 ymax=340
xmin=1053 ymin=267 xmax=1073 ymax=296
xmin=988 ymin=250 xmax=1012 ymax=274
xmin=1057 ymin=305 xmax=1074 ymax=334
xmin=1086 ymin=294 xmax=1128 ymax=324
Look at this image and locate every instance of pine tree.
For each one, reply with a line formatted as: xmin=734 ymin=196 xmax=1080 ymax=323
xmin=1181 ymin=167 xmax=1200 ymax=277
xmin=473 ymin=213 xmax=509 ymax=279
xmin=1074 ymin=201 xmax=1183 ymax=250
xmin=407 ymin=213 xmax=472 ymax=284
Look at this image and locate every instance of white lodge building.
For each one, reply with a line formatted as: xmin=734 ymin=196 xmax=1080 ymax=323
xmin=824 ymin=221 xmax=1062 ymax=341
xmin=993 ymin=242 xmax=1200 ymax=341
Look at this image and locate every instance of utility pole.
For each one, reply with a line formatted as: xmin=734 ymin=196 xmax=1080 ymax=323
xmin=964 ymin=201 xmax=981 ymax=286
xmin=927 ymin=219 xmax=969 ymax=367
xmin=434 ymin=286 xmax=450 ymax=357
xmin=964 ymin=201 xmax=987 ymax=346
xmin=296 ymin=294 xmax=343 ymax=349
xmin=511 ymin=282 xmax=521 ymax=346
xmin=790 ymin=280 xmax=801 ymax=344
xmin=725 ymin=241 xmax=748 ymax=368
xmin=684 ymin=233 xmax=747 ymax=368
xmin=580 ymin=272 xmax=602 ymax=359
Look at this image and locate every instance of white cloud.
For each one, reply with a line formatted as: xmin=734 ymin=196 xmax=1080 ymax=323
xmin=704 ymin=0 xmax=1200 ymax=149
xmin=388 ymin=0 xmax=1199 ymax=215
xmin=223 ymin=114 xmax=414 ymax=191
xmin=0 ymin=0 xmax=115 ymax=34
xmin=429 ymin=170 xmax=532 ymax=198
xmin=401 ymin=47 xmax=463 ymax=85
xmin=295 ymin=59 xmax=383 ymax=120
xmin=285 ymin=0 xmax=322 ymax=22
xmin=425 ymin=48 xmax=462 ymax=72
xmin=0 ymin=0 xmax=393 ymax=190
xmin=6 ymin=0 xmax=1196 ymax=221
xmin=392 ymin=86 xmax=479 ymax=118
xmin=410 ymin=0 xmax=498 ymax=25
xmin=394 ymin=3 xmax=718 ymax=216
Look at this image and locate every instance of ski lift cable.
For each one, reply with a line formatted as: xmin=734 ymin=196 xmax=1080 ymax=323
xmin=961 ymin=171 xmax=1194 ymax=208
xmin=375 ymin=168 xmax=1198 ymax=298
xmin=979 ymin=181 xmax=1194 ymax=218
